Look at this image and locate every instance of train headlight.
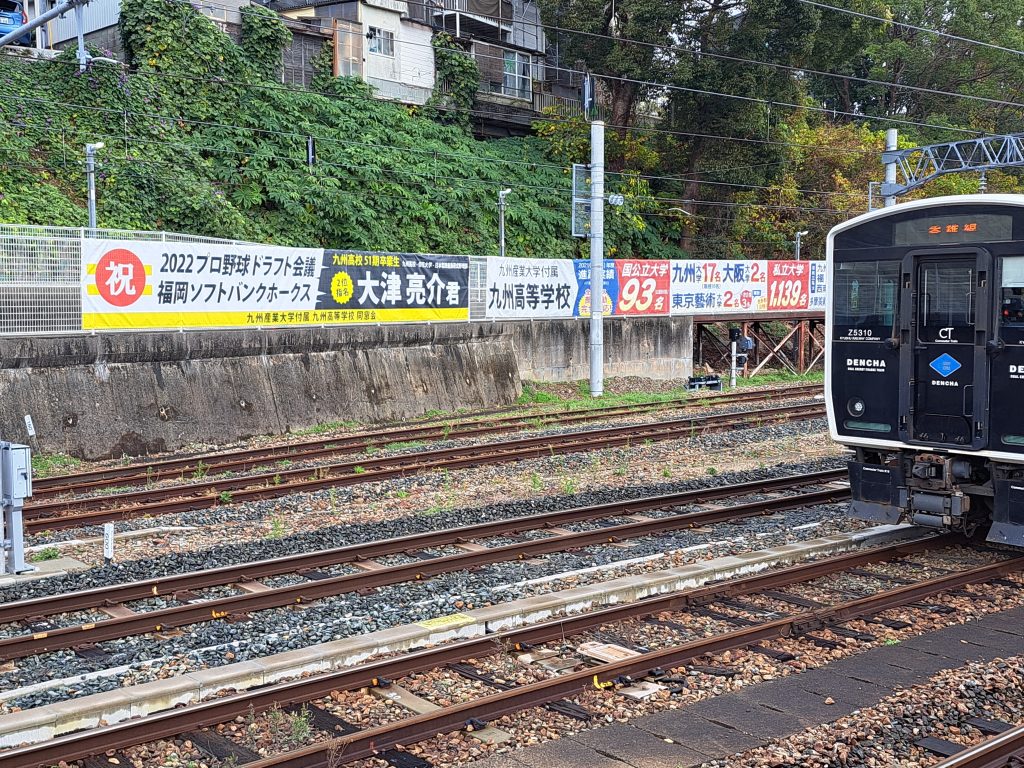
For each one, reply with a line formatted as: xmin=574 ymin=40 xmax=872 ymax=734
xmin=847 ymin=398 xmax=866 ymax=417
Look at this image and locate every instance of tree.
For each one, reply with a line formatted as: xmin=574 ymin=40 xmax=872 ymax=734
xmin=537 ymin=0 xmax=678 ymax=130
xmin=659 ymin=0 xmax=821 ymax=255
xmin=808 ymin=0 xmax=1024 ymax=138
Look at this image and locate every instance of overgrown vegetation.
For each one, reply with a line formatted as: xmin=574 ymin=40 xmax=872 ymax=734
xmin=30 ymin=546 xmax=62 ymax=562
xmin=3 ymin=0 xmax=1012 ymax=257
xmin=425 ymin=32 xmax=479 ymax=131
xmin=0 ymin=0 xmax=653 ymax=257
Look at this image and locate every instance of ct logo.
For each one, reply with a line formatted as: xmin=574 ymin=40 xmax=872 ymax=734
xmin=939 ymin=327 xmax=955 ymax=340
xmin=95 ymin=249 xmax=145 ymax=307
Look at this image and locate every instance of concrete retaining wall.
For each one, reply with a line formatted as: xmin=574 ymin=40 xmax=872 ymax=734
xmin=0 ymin=316 xmax=692 ymax=458
xmin=509 ymin=316 xmax=693 ymax=381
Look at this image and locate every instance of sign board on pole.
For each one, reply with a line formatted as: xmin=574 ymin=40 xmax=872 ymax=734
xmin=571 ymin=164 xmax=591 ymax=238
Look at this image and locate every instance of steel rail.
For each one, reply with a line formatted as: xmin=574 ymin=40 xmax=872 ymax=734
xmin=0 ymin=484 xmax=848 ymax=661
xmin=0 ymin=469 xmax=845 ymax=626
xmin=32 ymin=385 xmax=821 ymax=495
xmin=932 ymin=724 xmax=1024 ymax=768
xmin=24 ymin=403 xmax=825 ymax=532
xmin=243 ymin=550 xmax=1024 ymax=767
xmin=0 ymin=535 xmax=945 ymax=768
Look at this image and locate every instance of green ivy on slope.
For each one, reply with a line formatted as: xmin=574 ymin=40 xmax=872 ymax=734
xmin=0 ymin=0 xmax=676 ymax=258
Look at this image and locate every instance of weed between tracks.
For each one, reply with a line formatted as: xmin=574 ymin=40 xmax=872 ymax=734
xmin=29 ymin=546 xmax=61 ymax=562
xmin=292 ymin=420 xmax=360 ymax=436
xmin=30 ymin=453 xmax=82 ymax=478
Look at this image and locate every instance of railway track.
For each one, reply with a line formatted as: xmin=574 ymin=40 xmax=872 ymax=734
xmin=0 ymin=469 xmax=847 ymax=662
xmin=24 ymin=400 xmax=826 ymax=533
xmin=33 ymin=384 xmax=821 ymax=498
xmin=7 ymin=536 xmax=1022 ymax=768
xmin=932 ymin=723 xmax=1024 ymax=767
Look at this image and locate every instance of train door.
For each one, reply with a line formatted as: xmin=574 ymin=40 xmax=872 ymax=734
xmin=903 ymin=250 xmax=991 ymax=449
xmin=990 ymin=256 xmax=1024 ymax=450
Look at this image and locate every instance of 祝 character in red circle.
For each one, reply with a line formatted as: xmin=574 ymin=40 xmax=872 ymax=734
xmin=95 ymin=249 xmax=146 ymax=307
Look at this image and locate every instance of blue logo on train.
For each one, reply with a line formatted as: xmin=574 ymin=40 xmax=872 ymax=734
xmin=929 ymin=353 xmax=961 ymax=378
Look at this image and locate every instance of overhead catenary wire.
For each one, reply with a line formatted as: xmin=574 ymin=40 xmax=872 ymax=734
xmin=796 ymin=0 xmax=1024 ymax=59
xmin=1 ymin=4 xmax=997 ymax=144
xmin=0 ymin=109 xmax=872 ymax=211
xmin=2 ymin=0 xmax=1006 ymax=219
xmin=0 ymin=135 xmax=859 ymax=221
xmin=11 ymin=0 xmax=983 ymax=220
xmin=0 ymin=152 xmax=831 ymax=247
xmin=0 ymin=109 xmax=871 ymax=204
xmin=0 ymin=56 xmax=909 ymax=166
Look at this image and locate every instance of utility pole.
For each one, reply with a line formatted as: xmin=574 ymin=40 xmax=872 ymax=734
xmin=0 ymin=0 xmax=88 ymax=48
xmin=498 ymin=188 xmax=511 ymax=259
xmin=589 ymin=120 xmax=605 ymax=398
xmin=85 ymin=142 xmax=104 ymax=230
xmin=794 ymin=230 xmax=808 ymax=261
xmin=883 ymin=128 xmax=898 ymax=208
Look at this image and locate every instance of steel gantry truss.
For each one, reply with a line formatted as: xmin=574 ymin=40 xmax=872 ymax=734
xmin=881 ymin=132 xmax=1024 ymax=199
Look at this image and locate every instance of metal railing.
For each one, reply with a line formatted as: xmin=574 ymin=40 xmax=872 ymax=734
xmin=533 ymin=92 xmax=584 ymax=117
xmin=0 ymin=225 xmax=259 ymax=335
xmin=0 ymin=224 xmax=496 ymax=335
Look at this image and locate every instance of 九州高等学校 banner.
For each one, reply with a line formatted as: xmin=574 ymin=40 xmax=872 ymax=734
xmin=484 ymin=256 xmax=577 ymax=319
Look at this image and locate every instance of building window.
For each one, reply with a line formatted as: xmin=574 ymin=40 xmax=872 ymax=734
xmin=502 ymin=50 xmax=531 ymax=99
xmin=368 ymin=27 xmax=395 ymax=57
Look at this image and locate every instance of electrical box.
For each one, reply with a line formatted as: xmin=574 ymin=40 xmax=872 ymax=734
xmin=740 ymin=336 xmax=755 ymax=352
xmin=1 ymin=443 xmax=32 ymax=502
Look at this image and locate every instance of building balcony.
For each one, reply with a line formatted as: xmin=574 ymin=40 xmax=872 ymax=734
xmin=431 ymin=0 xmax=513 ymax=44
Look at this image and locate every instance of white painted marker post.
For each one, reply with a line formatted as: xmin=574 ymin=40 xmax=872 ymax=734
xmin=103 ymin=523 xmax=114 ymax=564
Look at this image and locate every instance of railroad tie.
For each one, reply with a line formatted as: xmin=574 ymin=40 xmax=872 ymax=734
xmin=914 ymin=736 xmax=967 ymax=758
xmin=448 ymin=663 xmax=593 ymax=722
xmin=184 ymin=730 xmax=262 ymax=763
xmin=966 ymin=717 xmax=1015 ymax=735
xmin=81 ymin=753 xmax=132 ymax=768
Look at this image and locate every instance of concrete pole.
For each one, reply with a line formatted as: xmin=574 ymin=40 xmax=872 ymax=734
xmin=884 ymin=128 xmax=898 ymax=208
xmin=85 ymin=143 xmax=99 ymax=230
xmin=589 ymin=120 xmax=605 ymax=398
xmin=498 ymin=188 xmax=510 ymax=259
xmin=794 ymin=230 xmax=808 ymax=261
xmin=86 ymin=147 xmax=96 ymax=230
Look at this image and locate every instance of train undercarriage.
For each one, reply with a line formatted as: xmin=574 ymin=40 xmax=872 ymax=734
xmin=848 ymin=447 xmax=1024 ymax=546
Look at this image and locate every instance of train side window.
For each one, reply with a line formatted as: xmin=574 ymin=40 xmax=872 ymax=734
xmin=1000 ymin=256 xmax=1024 ymax=331
xmin=833 ymin=261 xmax=899 ymax=338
